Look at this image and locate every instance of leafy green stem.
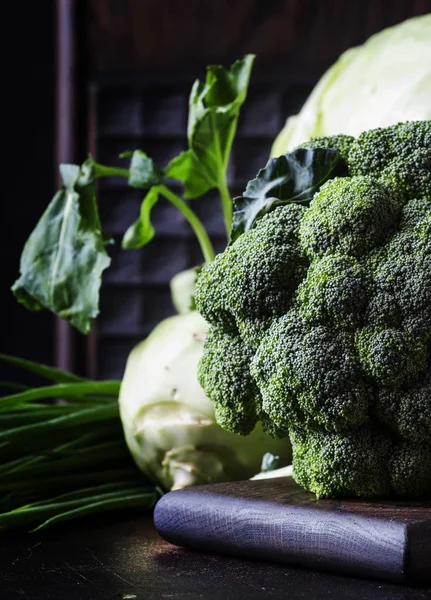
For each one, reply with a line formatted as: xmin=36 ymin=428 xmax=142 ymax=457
xmin=218 ymin=175 xmax=233 ymax=238
xmin=94 ymin=164 xmax=130 ymax=179
xmin=158 ymin=185 xmax=215 ymax=263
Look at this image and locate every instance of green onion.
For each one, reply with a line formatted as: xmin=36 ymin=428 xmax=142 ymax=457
xmin=0 ymin=354 xmax=159 ymax=531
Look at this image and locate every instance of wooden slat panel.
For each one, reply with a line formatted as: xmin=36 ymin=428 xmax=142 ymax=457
xmin=87 ymin=0 xmax=430 ymax=73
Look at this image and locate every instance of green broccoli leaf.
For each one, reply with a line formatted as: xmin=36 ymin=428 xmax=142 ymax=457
xmin=12 ymin=57 xmax=254 ymax=333
xmin=12 ymin=157 xmax=114 ymax=334
xmin=165 ymin=55 xmax=255 ymax=200
xmin=126 ymin=150 xmax=163 ymax=189
xmin=231 ymin=148 xmax=347 ymax=242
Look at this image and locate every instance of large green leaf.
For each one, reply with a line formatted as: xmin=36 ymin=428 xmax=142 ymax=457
xmin=165 ymin=55 xmax=255 ymax=198
xmin=231 ymin=148 xmax=348 ymax=241
xmin=12 ymin=158 xmax=112 ymax=334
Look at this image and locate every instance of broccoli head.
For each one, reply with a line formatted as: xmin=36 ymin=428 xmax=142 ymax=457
xmin=291 ymin=425 xmax=431 ymax=499
xmin=197 ymin=325 xmax=286 ymax=439
xmin=196 ymin=120 xmax=431 ymax=499
xmin=368 ymin=198 xmax=431 ymax=338
xmin=355 ymin=327 xmax=427 ymax=387
xmin=389 ymin=443 xmax=431 ymax=499
xmin=376 ymin=378 xmax=431 ymax=444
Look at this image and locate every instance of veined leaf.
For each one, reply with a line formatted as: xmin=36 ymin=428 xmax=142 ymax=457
xmin=166 ymin=55 xmax=255 ymax=198
xmin=231 ymin=148 xmax=348 ymax=241
xmin=127 ymin=150 xmax=163 ymax=189
xmin=12 ymin=157 xmax=113 ymax=334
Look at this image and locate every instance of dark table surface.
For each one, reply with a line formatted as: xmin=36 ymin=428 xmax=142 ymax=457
xmin=1 ymin=512 xmax=431 ymax=600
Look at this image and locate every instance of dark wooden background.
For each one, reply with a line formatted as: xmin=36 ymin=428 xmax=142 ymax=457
xmin=1 ymin=0 xmax=430 ymax=380
xmin=87 ymin=0 xmax=429 ymax=73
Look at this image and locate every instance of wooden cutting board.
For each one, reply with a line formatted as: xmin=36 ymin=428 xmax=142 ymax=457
xmin=154 ymin=477 xmax=431 ymax=584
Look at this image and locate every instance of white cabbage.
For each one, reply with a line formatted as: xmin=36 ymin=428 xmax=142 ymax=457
xmin=272 ymin=14 xmax=431 ymax=156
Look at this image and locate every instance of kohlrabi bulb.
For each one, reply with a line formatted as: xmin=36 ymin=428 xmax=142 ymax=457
xmin=119 ymin=311 xmax=291 ymax=491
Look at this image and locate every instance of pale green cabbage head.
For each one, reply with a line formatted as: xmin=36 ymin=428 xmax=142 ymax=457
xmin=272 ymin=14 xmax=431 ymax=156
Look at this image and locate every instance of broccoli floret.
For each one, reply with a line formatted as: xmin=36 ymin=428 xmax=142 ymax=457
xmin=291 ymin=424 xmax=431 ymax=499
xmin=355 ymin=327 xmax=427 ymax=387
xmin=388 ymin=199 xmax=431 ymax=258
xmin=193 ymin=247 xmax=238 ymax=332
xmin=197 ymin=326 xmax=261 ymax=435
xmin=236 ymin=317 xmax=275 ymax=351
xmin=252 ymin=312 xmax=371 ymax=433
xmin=299 ymin=176 xmax=402 ymax=258
xmin=196 ymin=120 xmax=431 ymax=499
xmin=298 ymin=134 xmax=355 ymax=163
xmin=296 ymin=253 xmax=370 ymax=330
xmin=390 ymin=442 xmax=431 ymax=498
xmin=290 ymin=425 xmax=392 ymax=498
xmin=195 ymin=204 xmax=308 ymax=348
xmin=369 ymin=199 xmax=431 ymax=338
xmin=371 ymin=256 xmax=431 ymax=339
xmin=398 ymin=197 xmax=431 ymax=231
xmin=365 ymin=265 xmax=402 ymax=329
xmin=376 ymin=375 xmax=431 ymax=444
xmin=348 ymin=121 xmax=431 ymax=199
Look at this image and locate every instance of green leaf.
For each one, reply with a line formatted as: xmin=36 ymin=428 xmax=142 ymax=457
xmin=12 ymin=157 xmax=112 ymax=334
xmin=122 ymin=186 xmax=160 ymax=249
xmin=165 ymin=55 xmax=255 ymax=198
xmin=127 ymin=150 xmax=163 ymax=189
xmin=231 ymin=148 xmax=348 ymax=242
